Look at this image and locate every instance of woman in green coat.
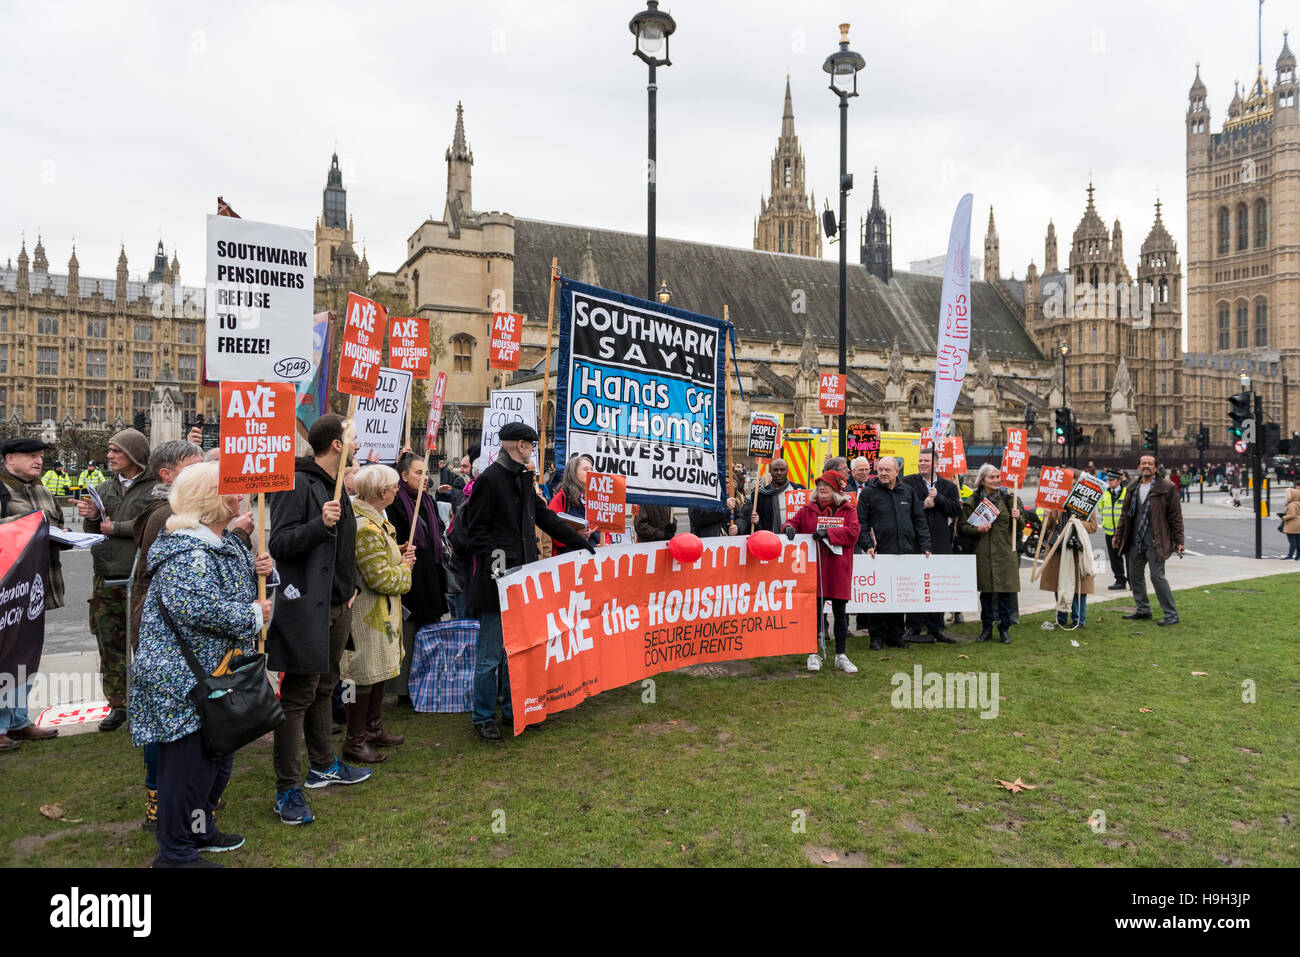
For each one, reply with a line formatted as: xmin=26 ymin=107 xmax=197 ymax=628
xmin=960 ymin=463 xmax=1027 ymax=644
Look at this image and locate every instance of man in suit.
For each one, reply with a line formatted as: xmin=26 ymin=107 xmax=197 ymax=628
xmin=901 ymin=448 xmax=962 ymax=642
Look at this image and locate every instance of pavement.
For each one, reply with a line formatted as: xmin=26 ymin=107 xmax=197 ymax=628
xmin=21 ymin=486 xmax=1300 ymax=737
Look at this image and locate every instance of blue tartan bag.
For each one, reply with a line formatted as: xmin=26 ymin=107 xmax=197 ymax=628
xmin=410 ymin=619 xmax=478 ymax=713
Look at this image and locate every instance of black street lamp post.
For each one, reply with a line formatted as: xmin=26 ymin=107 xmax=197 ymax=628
xmin=823 ymin=24 xmax=865 ymax=455
xmin=1059 ymin=340 xmax=1070 ymax=465
xmin=630 ymin=2 xmax=676 ymax=301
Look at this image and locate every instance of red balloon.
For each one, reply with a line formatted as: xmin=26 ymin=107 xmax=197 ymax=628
xmin=747 ymin=530 xmax=782 ymax=561
xmin=666 ymin=532 xmax=704 ymax=564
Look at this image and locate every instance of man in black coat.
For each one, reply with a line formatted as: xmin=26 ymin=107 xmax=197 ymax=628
xmin=856 ymin=456 xmax=931 ymax=650
xmin=267 ymin=414 xmax=368 ymax=824
xmin=462 ymin=423 xmax=592 ymax=742
xmin=901 ymin=447 xmax=961 ymax=642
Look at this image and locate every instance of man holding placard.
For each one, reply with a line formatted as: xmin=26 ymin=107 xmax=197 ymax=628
xmin=267 ymin=414 xmax=370 ymax=824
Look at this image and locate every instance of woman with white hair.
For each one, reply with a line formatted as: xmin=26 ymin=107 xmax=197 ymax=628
xmin=959 ymin=463 xmax=1027 ymax=643
xmin=342 ymin=464 xmax=413 ymax=764
xmin=129 ymin=462 xmax=274 ymax=868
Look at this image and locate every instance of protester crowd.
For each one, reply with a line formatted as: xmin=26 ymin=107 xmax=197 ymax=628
xmin=7 ymin=409 xmax=1282 ymax=871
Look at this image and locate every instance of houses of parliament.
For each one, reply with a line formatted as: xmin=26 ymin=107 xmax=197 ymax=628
xmin=3 ymin=32 xmax=1297 ymax=465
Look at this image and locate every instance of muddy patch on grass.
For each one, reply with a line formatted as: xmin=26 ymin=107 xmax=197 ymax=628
xmin=899 ymin=819 xmax=928 ymax=835
xmin=1157 ymin=828 xmax=1189 ymax=842
xmin=803 ymin=845 xmax=869 ymax=867
xmin=633 ymin=721 xmax=700 ymax=736
xmin=11 ymin=820 xmax=140 ymax=861
xmin=676 ymin=661 xmax=755 ymax=678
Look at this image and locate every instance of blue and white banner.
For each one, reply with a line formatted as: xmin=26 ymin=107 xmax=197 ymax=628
xmin=556 ymin=278 xmax=728 ymax=511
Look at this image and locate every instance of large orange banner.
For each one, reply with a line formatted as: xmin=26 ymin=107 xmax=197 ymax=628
xmin=497 ymin=538 xmax=820 ymax=733
xmin=219 ymin=381 xmax=296 ymax=494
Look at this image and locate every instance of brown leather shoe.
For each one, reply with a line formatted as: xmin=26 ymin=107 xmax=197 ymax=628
xmin=365 ymin=721 xmax=404 ymax=748
xmin=0 ymin=734 xmax=19 ymax=752
xmin=7 ymin=724 xmax=58 ymax=741
xmin=342 ymin=734 xmax=387 ymax=764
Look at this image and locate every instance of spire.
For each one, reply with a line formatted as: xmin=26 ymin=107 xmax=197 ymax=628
xmin=32 ymin=234 xmax=47 ymax=272
xmin=445 ymin=101 xmax=475 ymax=225
xmin=1279 ymin=31 xmax=1296 ymax=72
xmin=115 ymin=243 xmax=129 ymax=302
xmin=983 ymin=205 xmax=1000 ymax=281
xmin=1085 ymin=179 xmax=1096 ymax=212
xmin=986 ymin=204 xmax=997 ymax=236
xmin=579 ymin=232 xmax=601 ymax=286
xmin=1044 ymin=220 xmax=1058 ymax=274
xmin=323 ymin=151 xmax=347 ymax=230
xmin=780 ymin=73 xmax=794 ymax=138
xmin=148 ymin=238 xmax=168 ymax=283
xmin=860 ymin=169 xmax=892 ymax=282
xmin=67 ymin=242 xmax=80 ymax=298
xmin=871 ymin=168 xmax=881 ymax=210
xmin=1189 ymin=61 xmax=1207 ymax=97
xmin=16 ymin=237 xmax=29 ymax=297
xmin=448 ymin=100 xmax=472 ymax=162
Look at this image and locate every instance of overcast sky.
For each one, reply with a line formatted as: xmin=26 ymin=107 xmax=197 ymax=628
xmin=0 ymin=0 xmax=1288 ymax=301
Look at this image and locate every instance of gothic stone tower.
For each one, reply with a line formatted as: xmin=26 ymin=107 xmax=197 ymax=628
xmin=1185 ymin=33 xmax=1299 ymax=427
xmin=754 ymin=77 xmax=821 ymax=257
xmin=859 ymin=171 xmax=892 ymax=282
xmin=315 ymin=152 xmax=357 ymax=280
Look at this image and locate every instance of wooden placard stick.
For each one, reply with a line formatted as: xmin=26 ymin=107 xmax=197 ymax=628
xmin=537 ymin=257 xmax=559 ymax=480
xmin=403 ymin=377 xmax=413 ymax=452
xmin=407 ymin=449 xmax=433 ymax=548
xmin=256 ymin=491 xmax=268 ymax=653
xmin=723 ymin=304 xmax=733 ymax=498
xmin=333 ymin=394 xmax=358 ymax=502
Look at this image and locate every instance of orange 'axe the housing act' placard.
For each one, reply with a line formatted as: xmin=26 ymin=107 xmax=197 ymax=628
xmin=1035 ymin=466 xmax=1075 ymax=511
xmin=818 ymin=372 xmax=846 ymax=416
xmin=489 ymin=311 xmax=524 ymax=371
xmin=389 ymin=316 xmax=430 ymax=379
xmin=219 ymin=381 xmax=297 ymax=494
xmin=337 ymin=292 xmax=388 ymax=397
xmin=586 ymin=472 xmax=627 ymax=533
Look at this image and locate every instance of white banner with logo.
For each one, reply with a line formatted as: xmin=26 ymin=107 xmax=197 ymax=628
xmin=846 ymin=554 xmax=977 ymax=613
xmin=931 ymin=194 xmax=973 ymax=439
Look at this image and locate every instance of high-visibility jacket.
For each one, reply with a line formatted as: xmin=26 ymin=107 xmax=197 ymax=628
xmin=1100 ymin=486 xmax=1126 ymax=535
xmin=41 ymin=469 xmax=70 ymax=496
xmin=78 ymin=468 xmax=105 ymax=488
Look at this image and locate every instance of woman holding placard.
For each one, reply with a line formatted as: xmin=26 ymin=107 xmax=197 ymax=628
xmin=782 ymin=471 xmax=861 ymax=673
xmin=548 ymin=454 xmax=601 ymax=554
xmin=960 ymin=463 xmax=1027 ymax=644
xmin=388 ymin=452 xmax=448 ymax=704
xmin=1038 ymin=508 xmax=1098 ymax=628
xmin=342 ymin=465 xmax=413 ymax=764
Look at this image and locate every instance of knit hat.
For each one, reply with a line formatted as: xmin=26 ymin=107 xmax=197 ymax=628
xmin=815 ymin=470 xmax=845 ymax=493
xmin=108 ymin=428 xmax=150 ymax=472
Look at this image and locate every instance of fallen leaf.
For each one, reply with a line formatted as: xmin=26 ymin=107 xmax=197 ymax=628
xmin=39 ymin=804 xmax=64 ymax=820
xmin=1139 ymin=708 xmax=1154 ymax=713
xmin=668 ymin=720 xmax=678 ymax=725
xmin=1012 ymin=731 xmax=1026 ymax=737
xmin=1086 ymin=815 xmax=1100 ymax=828
xmin=877 ymin=656 xmax=892 ymax=661
xmin=1191 ymin=671 xmax=1208 ymax=676
xmin=680 ymin=844 xmax=686 ymax=852
xmin=996 ymin=778 xmax=1037 ymax=794
xmin=469 ymin=835 xmax=478 ymax=843
xmin=1237 ymin=747 xmax=1257 ymax=754
xmin=957 ymin=654 xmax=970 ymax=659
xmin=821 ymin=851 xmax=840 ymax=863
xmin=65 ymin=818 xmax=83 ymax=824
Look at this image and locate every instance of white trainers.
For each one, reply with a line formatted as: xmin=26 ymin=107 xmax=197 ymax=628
xmin=806 ymin=653 xmax=823 ymax=672
xmin=834 ymin=654 xmax=858 ymax=674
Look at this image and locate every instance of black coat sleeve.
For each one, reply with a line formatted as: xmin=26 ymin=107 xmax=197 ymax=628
xmin=934 ymin=479 xmax=962 ymax=519
xmin=536 ymin=502 xmax=590 ymax=550
xmin=912 ymin=486 xmax=932 ymax=552
xmin=856 ymin=488 xmax=873 ymax=550
xmin=268 ymin=477 xmax=333 ymax=562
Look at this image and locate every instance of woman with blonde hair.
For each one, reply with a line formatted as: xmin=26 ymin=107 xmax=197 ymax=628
xmin=343 ymin=464 xmax=413 ymax=764
xmin=959 ymin=462 xmax=1027 ymax=643
xmin=129 ymin=462 xmax=274 ymax=867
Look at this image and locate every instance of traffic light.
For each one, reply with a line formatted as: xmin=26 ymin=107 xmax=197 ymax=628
xmin=1071 ymin=424 xmax=1085 ymax=445
xmin=1054 ymin=408 xmax=1069 ymax=445
xmin=1228 ymin=392 xmax=1251 ymax=438
xmin=1262 ymin=422 xmax=1280 ymax=456
xmin=1195 ymin=426 xmax=1210 ymax=452
xmin=1142 ymin=428 xmax=1159 ymax=453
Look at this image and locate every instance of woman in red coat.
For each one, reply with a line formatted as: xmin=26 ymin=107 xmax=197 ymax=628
xmin=782 ymin=471 xmax=861 ymax=674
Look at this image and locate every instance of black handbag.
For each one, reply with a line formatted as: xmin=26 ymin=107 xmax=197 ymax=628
xmin=154 ymin=593 xmax=283 ymax=757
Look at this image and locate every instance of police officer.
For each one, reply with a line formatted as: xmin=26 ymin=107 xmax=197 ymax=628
xmin=1100 ymin=471 xmax=1127 ymax=589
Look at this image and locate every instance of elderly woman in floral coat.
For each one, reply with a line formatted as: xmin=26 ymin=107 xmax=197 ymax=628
xmin=129 ymin=462 xmax=273 ymax=868
xmin=341 ymin=464 xmax=413 ymax=764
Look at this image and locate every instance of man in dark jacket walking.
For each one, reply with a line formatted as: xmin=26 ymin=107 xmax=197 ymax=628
xmin=462 ymin=422 xmax=591 ymax=742
xmin=268 ymin=414 xmax=369 ymax=825
xmin=1113 ymin=455 xmax=1184 ymax=626
xmin=857 ymin=456 xmax=931 ymax=650
xmin=901 ymin=448 xmax=960 ymax=642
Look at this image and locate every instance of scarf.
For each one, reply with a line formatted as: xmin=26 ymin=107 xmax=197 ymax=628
xmin=394 ymin=480 xmax=442 ymax=561
xmin=1054 ymin=514 xmax=1096 ymax=612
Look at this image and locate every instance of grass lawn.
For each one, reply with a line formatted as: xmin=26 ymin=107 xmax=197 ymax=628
xmin=3 ymin=575 xmax=1298 ymax=868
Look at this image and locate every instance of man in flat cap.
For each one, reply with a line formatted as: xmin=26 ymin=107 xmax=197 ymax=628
xmin=460 ymin=421 xmax=593 ymax=742
xmin=75 ymin=427 xmax=157 ymax=732
xmin=0 ymin=437 xmax=68 ymax=750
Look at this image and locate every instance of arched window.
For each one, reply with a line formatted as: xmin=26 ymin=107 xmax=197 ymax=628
xmin=778 ymin=222 xmax=784 ymax=253
xmin=1255 ymin=200 xmax=1267 ymax=248
xmin=1158 ymin=277 xmax=1168 ymax=303
xmin=1236 ymin=301 xmax=1249 ymax=348
xmin=1076 ymin=268 xmax=1084 ymax=285
xmin=1255 ymin=298 xmax=1268 ymax=347
xmin=1217 ymin=302 xmax=1230 ymax=349
xmin=784 ymin=160 xmax=791 ymax=189
xmin=451 ymin=333 xmax=475 ymax=373
xmin=1160 ymin=334 xmax=1167 ymax=359
xmin=412 ymin=270 xmax=420 ymax=308
xmin=1089 ymin=266 xmax=1099 ymax=288
xmin=1218 ymin=207 xmax=1230 ymax=255
xmin=1237 ymin=203 xmax=1249 ymax=251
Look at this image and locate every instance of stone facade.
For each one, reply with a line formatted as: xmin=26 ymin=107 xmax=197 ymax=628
xmin=0 ymin=236 xmax=204 ymax=463
xmin=1184 ymin=35 xmax=1297 ymax=435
